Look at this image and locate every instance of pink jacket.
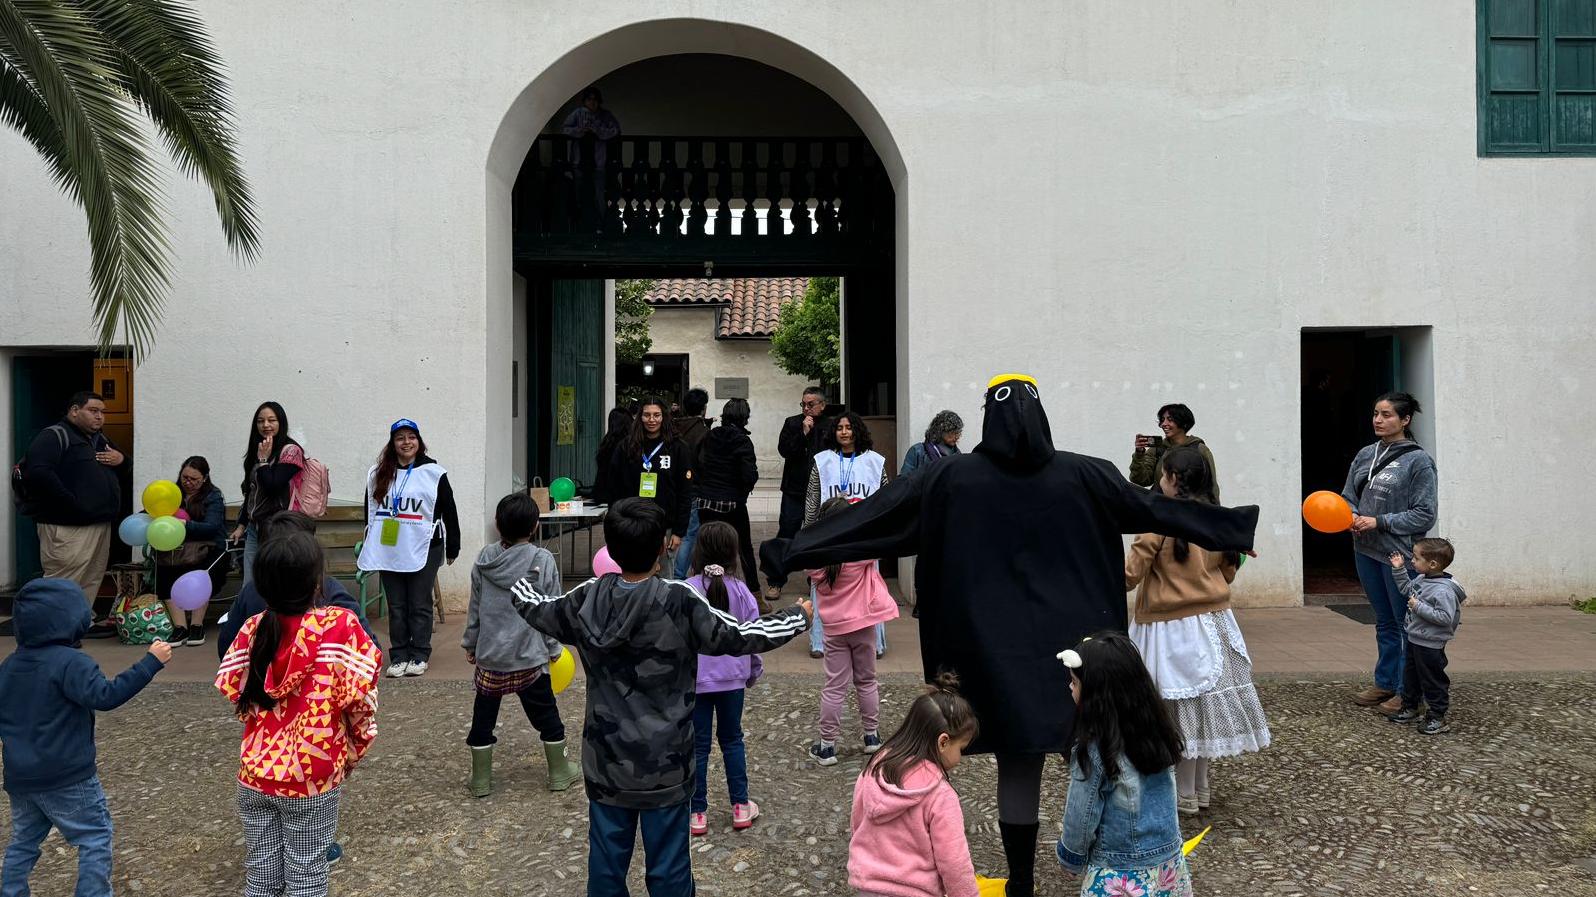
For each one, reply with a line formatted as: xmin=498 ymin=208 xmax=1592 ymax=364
xmin=848 ymin=758 xmax=979 ymax=897
xmin=809 ymin=560 xmax=899 ymax=636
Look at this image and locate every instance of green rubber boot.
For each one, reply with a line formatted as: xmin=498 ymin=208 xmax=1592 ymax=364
xmin=543 ymin=739 xmax=581 ymax=792
xmin=469 ymin=744 xmax=493 ymax=798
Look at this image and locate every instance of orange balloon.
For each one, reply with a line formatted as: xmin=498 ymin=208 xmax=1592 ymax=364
xmin=1302 ymin=491 xmax=1353 ymax=533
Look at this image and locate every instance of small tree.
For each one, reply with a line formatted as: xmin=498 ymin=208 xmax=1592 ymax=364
xmin=614 ymin=278 xmax=655 ymax=365
xmin=770 ymin=276 xmax=840 ymax=385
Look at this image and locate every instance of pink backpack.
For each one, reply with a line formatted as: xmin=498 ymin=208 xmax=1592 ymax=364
xmin=290 ymin=456 xmax=331 ymax=518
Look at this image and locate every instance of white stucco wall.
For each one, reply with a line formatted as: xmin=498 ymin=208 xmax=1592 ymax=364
xmin=645 ymin=307 xmax=815 ymax=480
xmin=4 ymin=3 xmax=1594 ymax=603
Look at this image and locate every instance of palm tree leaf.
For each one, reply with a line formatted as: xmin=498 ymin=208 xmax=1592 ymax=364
xmin=78 ymin=0 xmax=257 ymax=259
xmin=1 ymin=0 xmax=172 ymax=355
xmin=0 ymin=53 xmax=73 ymax=188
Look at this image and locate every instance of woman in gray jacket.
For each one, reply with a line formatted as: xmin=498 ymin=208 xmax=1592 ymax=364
xmin=1340 ymin=391 xmax=1438 ymax=712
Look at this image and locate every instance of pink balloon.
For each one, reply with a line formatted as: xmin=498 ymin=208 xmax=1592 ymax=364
xmin=173 ymin=509 xmax=190 ymax=521
xmin=593 ymin=546 xmax=622 ymax=577
xmin=169 ymin=570 xmax=212 ymax=611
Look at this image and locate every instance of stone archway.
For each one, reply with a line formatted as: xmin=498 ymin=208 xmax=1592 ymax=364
xmin=480 ymin=18 xmax=909 ymax=510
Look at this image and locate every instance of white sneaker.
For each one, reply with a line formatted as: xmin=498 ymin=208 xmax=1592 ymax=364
xmin=385 ymin=662 xmax=410 ymax=678
xmin=404 ymin=661 xmax=428 ymax=677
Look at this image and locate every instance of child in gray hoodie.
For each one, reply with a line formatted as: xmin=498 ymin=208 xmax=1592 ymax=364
xmin=1386 ymin=538 xmax=1466 ymax=735
xmin=463 ymin=493 xmax=580 ymax=795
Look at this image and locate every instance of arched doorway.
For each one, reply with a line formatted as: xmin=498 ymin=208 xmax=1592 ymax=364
xmin=482 ymin=21 xmax=908 ymax=511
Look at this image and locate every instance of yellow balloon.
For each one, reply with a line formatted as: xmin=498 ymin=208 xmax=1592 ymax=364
xmin=976 ymin=876 xmax=1007 ymax=897
xmin=1182 ymin=825 xmax=1211 ymax=856
xmin=142 ymin=480 xmax=182 ymax=518
xmin=549 ymin=647 xmax=576 ymax=694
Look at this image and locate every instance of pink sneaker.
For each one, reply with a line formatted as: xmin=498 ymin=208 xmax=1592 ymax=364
xmin=690 ymin=812 xmax=708 ymax=836
xmin=731 ymin=801 xmax=760 ymax=830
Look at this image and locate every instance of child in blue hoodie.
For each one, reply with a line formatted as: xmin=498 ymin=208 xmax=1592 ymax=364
xmin=0 ymin=577 xmax=171 ymax=896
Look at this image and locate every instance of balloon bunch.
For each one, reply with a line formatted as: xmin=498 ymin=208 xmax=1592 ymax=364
xmin=117 ymin=480 xmax=213 ymax=611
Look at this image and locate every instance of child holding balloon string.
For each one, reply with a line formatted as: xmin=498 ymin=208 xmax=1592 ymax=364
xmin=463 ymin=492 xmax=581 ymax=796
xmin=1125 ymin=446 xmax=1269 ymax=817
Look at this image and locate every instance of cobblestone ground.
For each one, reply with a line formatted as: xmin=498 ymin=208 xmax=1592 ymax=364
xmin=6 ymin=674 xmax=1595 ymax=896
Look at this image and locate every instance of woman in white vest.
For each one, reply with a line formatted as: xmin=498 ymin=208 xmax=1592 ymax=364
xmin=803 ymin=412 xmax=889 ymax=658
xmin=358 ymin=418 xmax=461 ymax=678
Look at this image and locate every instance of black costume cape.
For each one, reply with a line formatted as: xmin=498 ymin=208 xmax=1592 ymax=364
xmin=783 ymin=376 xmax=1259 ymax=754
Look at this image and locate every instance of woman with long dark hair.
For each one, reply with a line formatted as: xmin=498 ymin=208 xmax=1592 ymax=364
xmin=1126 ymin=446 xmax=1269 ymax=815
xmin=692 ymin=398 xmax=760 ymax=592
xmin=155 ymin=456 xmax=230 ymax=646
xmin=231 ymin=401 xmax=302 ymax=586
xmin=356 ymin=419 xmax=460 ymax=678
xmin=599 ymin=397 xmax=692 ymax=555
xmin=804 ymin=411 xmax=890 ymax=657
xmin=216 ymin=531 xmax=380 ymax=897
xmin=1341 ymin=391 xmax=1438 ymax=712
xmin=589 ymin=406 xmax=634 ymax=501
xmin=1056 ymin=632 xmax=1192 ymax=896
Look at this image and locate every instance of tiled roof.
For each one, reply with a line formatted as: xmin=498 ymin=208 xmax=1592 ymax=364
xmin=643 ymin=277 xmax=808 ymax=339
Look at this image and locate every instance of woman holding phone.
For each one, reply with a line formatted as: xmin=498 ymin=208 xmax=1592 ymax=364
xmin=1129 ymin=403 xmax=1219 ymax=501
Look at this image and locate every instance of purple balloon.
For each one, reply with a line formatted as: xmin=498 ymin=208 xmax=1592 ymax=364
xmin=170 ymin=570 xmax=212 ymax=612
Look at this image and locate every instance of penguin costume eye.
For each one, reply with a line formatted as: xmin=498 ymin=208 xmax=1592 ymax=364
xmin=1025 ymin=384 xmax=1039 ymax=399
xmin=994 ymin=386 xmax=1012 ymax=402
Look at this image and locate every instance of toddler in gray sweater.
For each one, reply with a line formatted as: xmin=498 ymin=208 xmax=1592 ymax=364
xmin=1386 ymin=538 xmax=1466 ymax=735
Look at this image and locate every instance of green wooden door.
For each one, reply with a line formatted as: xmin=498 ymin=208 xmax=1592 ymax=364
xmin=550 ymin=280 xmax=605 ymax=491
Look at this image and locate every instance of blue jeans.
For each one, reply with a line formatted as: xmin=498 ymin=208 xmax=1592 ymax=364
xmin=241 ymin=524 xmax=260 ymax=587
xmin=587 ymin=800 xmax=694 ymax=897
xmin=1354 ymin=551 xmax=1408 ymax=691
xmin=692 ymin=689 xmax=748 ymax=812
xmin=808 ymin=583 xmax=887 ymax=655
xmin=3 ymin=776 xmax=113 ymax=897
xmin=673 ymin=507 xmax=702 ymax=580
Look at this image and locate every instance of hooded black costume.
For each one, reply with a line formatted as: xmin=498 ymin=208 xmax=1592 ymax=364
xmin=782 ymin=374 xmax=1258 ymax=895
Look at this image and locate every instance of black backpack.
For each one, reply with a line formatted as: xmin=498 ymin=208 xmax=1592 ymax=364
xmin=10 ymin=424 xmax=68 ymax=515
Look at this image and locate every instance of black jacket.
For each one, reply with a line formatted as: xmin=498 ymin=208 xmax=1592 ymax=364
xmin=695 ymin=424 xmax=759 ymax=504
xmin=777 ymin=413 xmax=829 ymax=497
xmin=600 ymin=438 xmax=693 ymax=533
xmin=21 ymin=420 xmax=123 ymax=526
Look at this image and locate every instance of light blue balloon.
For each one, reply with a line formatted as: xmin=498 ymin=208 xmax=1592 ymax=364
xmin=118 ymin=513 xmax=151 ymax=547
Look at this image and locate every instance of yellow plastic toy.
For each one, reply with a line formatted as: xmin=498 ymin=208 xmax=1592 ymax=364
xmin=975 ymin=875 xmax=1007 ymax=896
xmin=1182 ymin=825 xmax=1211 ymax=855
xmin=549 ymin=647 xmax=576 ymax=694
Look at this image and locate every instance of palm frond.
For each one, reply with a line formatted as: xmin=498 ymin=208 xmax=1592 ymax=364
xmin=1 ymin=0 xmax=172 ymax=354
xmin=80 ymin=0 xmax=258 ymax=259
xmin=0 ymin=53 xmax=71 ymax=186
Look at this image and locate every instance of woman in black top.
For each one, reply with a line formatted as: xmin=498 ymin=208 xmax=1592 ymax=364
xmin=230 ymin=401 xmax=302 ymax=586
xmin=693 ymin=399 xmax=760 ymax=592
xmin=589 ymin=406 xmax=633 ymax=502
xmin=155 ymin=456 xmax=229 ymax=647
xmin=600 ymin=397 xmax=692 ymax=552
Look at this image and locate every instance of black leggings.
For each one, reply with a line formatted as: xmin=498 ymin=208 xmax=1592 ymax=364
xmin=465 ymin=674 xmax=566 ymax=747
xmin=996 ymin=752 xmax=1047 ymax=825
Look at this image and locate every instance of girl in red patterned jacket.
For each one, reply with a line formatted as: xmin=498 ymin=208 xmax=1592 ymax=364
xmin=217 ymin=530 xmax=381 ymax=897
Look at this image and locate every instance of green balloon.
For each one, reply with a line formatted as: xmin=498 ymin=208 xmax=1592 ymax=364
xmin=549 ymin=477 xmax=576 ymax=503
xmin=147 ymin=516 xmax=186 ymax=552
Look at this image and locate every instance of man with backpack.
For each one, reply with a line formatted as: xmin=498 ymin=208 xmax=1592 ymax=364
xmin=16 ymin=392 xmax=126 ymax=630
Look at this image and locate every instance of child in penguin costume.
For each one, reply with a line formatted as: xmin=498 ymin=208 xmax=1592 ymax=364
xmin=782 ymin=374 xmax=1258 ymax=896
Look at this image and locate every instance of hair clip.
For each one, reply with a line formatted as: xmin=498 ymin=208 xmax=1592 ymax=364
xmin=1057 ymin=649 xmax=1083 ymax=669
xmin=703 ymin=564 xmax=725 ymax=577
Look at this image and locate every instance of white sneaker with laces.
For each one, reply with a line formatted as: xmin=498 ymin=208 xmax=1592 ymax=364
xmin=385 ymin=662 xmax=410 ymax=678
xmin=405 ymin=661 xmax=428 ymax=677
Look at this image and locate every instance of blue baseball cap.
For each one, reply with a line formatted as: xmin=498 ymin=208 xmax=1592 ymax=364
xmin=390 ymin=418 xmax=420 ymax=434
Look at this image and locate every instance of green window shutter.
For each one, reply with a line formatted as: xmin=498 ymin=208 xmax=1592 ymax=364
xmin=1551 ymin=0 xmax=1596 ymax=150
xmin=1480 ymin=0 xmax=1548 ymax=153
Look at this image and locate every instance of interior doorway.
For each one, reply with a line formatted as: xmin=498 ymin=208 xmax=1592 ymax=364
xmin=1300 ymin=327 xmax=1434 ymax=597
xmin=9 ymin=352 xmax=135 ymax=587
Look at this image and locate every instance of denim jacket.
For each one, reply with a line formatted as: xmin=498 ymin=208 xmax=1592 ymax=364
xmin=1056 ymin=744 xmax=1183 ymax=872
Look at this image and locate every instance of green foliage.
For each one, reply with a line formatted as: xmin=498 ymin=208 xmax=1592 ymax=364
xmin=615 ymin=278 xmax=654 ymax=366
xmin=1574 ymin=596 xmax=1596 ymax=614
xmin=770 ymin=276 xmax=840 ymax=385
xmin=1 ymin=0 xmax=258 ymax=357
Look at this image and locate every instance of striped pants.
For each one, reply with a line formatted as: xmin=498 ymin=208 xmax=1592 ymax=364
xmin=237 ymin=785 xmax=340 ymax=897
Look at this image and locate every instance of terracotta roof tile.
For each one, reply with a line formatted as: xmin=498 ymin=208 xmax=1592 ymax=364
xmin=644 ymin=277 xmax=808 ymax=339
